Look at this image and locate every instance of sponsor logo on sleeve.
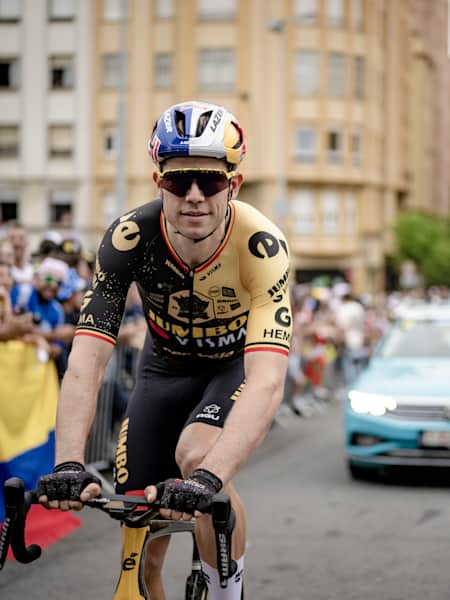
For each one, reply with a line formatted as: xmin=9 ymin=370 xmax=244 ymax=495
xmin=248 ymin=231 xmax=288 ymax=259
xmin=112 ymin=212 xmax=141 ymax=251
xmin=268 ymin=269 xmax=289 ymax=302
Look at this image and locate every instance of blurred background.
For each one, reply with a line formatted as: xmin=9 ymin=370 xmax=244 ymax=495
xmin=1 ymin=0 xmax=449 ymax=295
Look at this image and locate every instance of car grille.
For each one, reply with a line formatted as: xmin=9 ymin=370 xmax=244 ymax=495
xmin=387 ymin=449 xmax=450 ymax=458
xmin=386 ymin=403 xmax=450 ymax=421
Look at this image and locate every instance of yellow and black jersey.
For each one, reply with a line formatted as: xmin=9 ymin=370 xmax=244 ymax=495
xmin=76 ymin=199 xmax=292 ymax=365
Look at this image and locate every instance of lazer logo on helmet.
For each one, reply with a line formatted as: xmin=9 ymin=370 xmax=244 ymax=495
xmin=210 ymin=109 xmax=224 ymax=132
xmin=163 ymin=110 xmax=173 ymax=133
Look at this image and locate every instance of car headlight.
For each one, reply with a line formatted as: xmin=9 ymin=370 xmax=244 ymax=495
xmin=348 ymin=390 xmax=397 ymax=416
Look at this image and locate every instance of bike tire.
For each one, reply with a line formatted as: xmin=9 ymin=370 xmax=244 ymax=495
xmin=185 ymin=571 xmax=208 ymax=600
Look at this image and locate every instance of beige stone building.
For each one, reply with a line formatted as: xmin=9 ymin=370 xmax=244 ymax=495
xmin=1 ymin=0 xmax=448 ymax=293
xmin=90 ymin=0 xmax=449 ymax=294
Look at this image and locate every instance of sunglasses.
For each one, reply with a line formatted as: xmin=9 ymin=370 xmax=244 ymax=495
xmin=41 ymin=274 xmax=63 ymax=286
xmin=159 ymin=168 xmax=235 ymax=198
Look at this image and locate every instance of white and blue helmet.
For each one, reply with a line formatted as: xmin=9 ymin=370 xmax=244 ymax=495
xmin=149 ymin=101 xmax=246 ymax=168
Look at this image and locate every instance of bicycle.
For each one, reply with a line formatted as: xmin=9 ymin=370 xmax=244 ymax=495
xmin=0 ymin=477 xmax=240 ymax=599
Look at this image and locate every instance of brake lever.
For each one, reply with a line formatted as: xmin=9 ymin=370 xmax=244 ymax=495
xmin=210 ymin=493 xmax=237 ymax=588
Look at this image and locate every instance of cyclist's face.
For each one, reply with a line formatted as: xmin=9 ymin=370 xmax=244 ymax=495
xmin=154 ymin=157 xmax=243 ymax=242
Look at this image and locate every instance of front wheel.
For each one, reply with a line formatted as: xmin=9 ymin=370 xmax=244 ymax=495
xmin=185 ymin=571 xmax=208 ymax=600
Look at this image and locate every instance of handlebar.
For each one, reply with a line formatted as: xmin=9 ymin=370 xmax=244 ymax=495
xmin=0 ymin=477 xmax=236 ymax=588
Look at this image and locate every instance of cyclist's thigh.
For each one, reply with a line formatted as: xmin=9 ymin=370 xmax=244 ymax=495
xmin=115 ymin=369 xmax=209 ymax=493
xmin=183 ymin=356 xmax=245 ymax=429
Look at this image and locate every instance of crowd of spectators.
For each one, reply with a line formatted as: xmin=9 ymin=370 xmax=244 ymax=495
xmin=283 ymin=280 xmax=450 ymax=418
xmin=0 ymin=222 xmax=148 ymax=412
xmin=1 ymin=223 xmax=92 ymax=376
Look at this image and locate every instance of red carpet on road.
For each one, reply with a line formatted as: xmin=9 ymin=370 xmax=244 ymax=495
xmin=3 ymin=504 xmax=82 ymax=560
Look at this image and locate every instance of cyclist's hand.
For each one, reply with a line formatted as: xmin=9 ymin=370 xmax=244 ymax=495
xmin=144 ymin=468 xmax=222 ymax=521
xmin=37 ymin=461 xmax=102 ymax=511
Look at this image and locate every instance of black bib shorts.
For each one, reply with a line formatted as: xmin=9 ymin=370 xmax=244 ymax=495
xmin=114 ymin=336 xmax=245 ymax=493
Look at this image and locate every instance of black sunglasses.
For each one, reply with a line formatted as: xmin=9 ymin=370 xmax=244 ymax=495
xmin=159 ymin=168 xmax=235 ymax=198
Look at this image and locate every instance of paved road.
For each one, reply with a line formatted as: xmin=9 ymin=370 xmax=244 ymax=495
xmin=2 ymin=399 xmax=450 ymax=599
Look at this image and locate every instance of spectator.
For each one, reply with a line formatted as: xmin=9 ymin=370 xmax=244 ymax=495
xmin=0 ymin=260 xmax=35 ymax=342
xmin=6 ymin=222 xmax=34 ymax=284
xmin=335 ymin=292 xmax=367 ymax=384
xmin=0 ymin=238 xmax=14 ymax=267
xmin=35 ymin=231 xmax=63 ymax=261
xmin=11 ymin=257 xmax=68 ymax=361
xmin=54 ymin=270 xmax=89 ymax=379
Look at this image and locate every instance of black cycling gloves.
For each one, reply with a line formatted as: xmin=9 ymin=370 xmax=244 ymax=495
xmin=158 ymin=468 xmax=223 ymax=514
xmin=37 ymin=461 xmax=101 ymax=502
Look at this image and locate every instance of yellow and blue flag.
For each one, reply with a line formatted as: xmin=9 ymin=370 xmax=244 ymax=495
xmin=0 ymin=341 xmax=58 ymax=520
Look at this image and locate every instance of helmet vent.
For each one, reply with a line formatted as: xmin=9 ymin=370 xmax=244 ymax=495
xmin=174 ymin=111 xmax=186 ymax=136
xmin=231 ymin=121 xmax=244 ymax=149
xmin=196 ymin=111 xmax=213 ymax=137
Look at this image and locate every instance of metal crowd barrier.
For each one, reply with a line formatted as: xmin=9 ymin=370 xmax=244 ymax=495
xmin=85 ymin=344 xmax=140 ymax=491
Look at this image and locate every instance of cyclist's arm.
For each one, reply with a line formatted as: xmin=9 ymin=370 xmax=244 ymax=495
xmin=199 ymin=348 xmax=288 ymax=487
xmin=199 ymin=205 xmax=291 ymax=485
xmin=54 ymin=334 xmax=114 ymax=465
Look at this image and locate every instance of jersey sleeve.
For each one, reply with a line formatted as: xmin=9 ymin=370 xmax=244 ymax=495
xmin=75 ymin=213 xmax=139 ymax=345
xmin=238 ymin=207 xmax=292 ymax=356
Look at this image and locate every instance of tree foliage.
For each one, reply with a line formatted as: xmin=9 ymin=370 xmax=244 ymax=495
xmin=393 ymin=212 xmax=450 ymax=287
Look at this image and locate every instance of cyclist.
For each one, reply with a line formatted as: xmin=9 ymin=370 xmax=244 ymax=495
xmin=37 ymin=100 xmax=292 ymax=600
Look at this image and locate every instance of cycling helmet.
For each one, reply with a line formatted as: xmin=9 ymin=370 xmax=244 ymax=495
xmin=148 ymin=101 xmax=246 ymax=168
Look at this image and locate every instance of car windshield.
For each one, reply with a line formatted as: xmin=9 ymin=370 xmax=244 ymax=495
xmin=378 ymin=320 xmax=450 ymax=358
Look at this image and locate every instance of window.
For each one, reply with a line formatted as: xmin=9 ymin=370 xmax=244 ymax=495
xmin=321 ymin=190 xmax=339 ymax=234
xmin=351 ymin=127 xmax=361 ymax=166
xmin=49 ymin=190 xmax=73 ymax=225
xmin=294 ymin=50 xmax=319 ymax=96
xmin=345 ymin=192 xmax=357 ymax=234
xmin=48 ymin=124 xmax=74 ymax=158
xmin=328 ymin=53 xmax=345 ymax=97
xmin=154 ymin=52 xmax=172 ymax=89
xmin=0 ymin=191 xmax=18 ymax=223
xmin=198 ymin=48 xmax=235 ymax=92
xmin=327 ymin=128 xmax=343 ymax=164
xmin=351 ymin=0 xmax=363 ymax=30
xmin=102 ymin=53 xmax=122 ymax=88
xmin=291 ymin=191 xmax=315 ymax=235
xmin=198 ymin=0 xmax=236 ymax=20
xmin=327 ymin=0 xmax=343 ymax=28
xmin=48 ymin=0 xmax=75 ymax=20
xmin=0 ymin=57 xmax=20 ymax=89
xmin=294 ymin=0 xmax=318 ymax=25
xmin=103 ymin=0 xmax=124 ymax=21
xmin=354 ymin=56 xmax=364 ymax=98
xmin=155 ymin=0 xmax=173 ymax=18
xmin=0 ymin=0 xmax=21 ymax=21
xmin=0 ymin=125 xmax=19 ymax=158
xmin=295 ymin=126 xmax=317 ymax=163
xmin=49 ymin=55 xmax=74 ymax=89
xmin=102 ymin=125 xmax=118 ymax=159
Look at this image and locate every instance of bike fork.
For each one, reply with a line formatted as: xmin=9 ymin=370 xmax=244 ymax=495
xmin=185 ymin=535 xmax=207 ymax=600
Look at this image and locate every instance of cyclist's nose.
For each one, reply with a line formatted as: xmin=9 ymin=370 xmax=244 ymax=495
xmin=185 ymin=181 xmax=205 ymax=202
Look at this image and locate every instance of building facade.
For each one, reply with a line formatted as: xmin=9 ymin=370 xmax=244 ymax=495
xmin=0 ymin=0 xmax=93 ymax=250
xmin=0 ymin=0 xmax=448 ymax=293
